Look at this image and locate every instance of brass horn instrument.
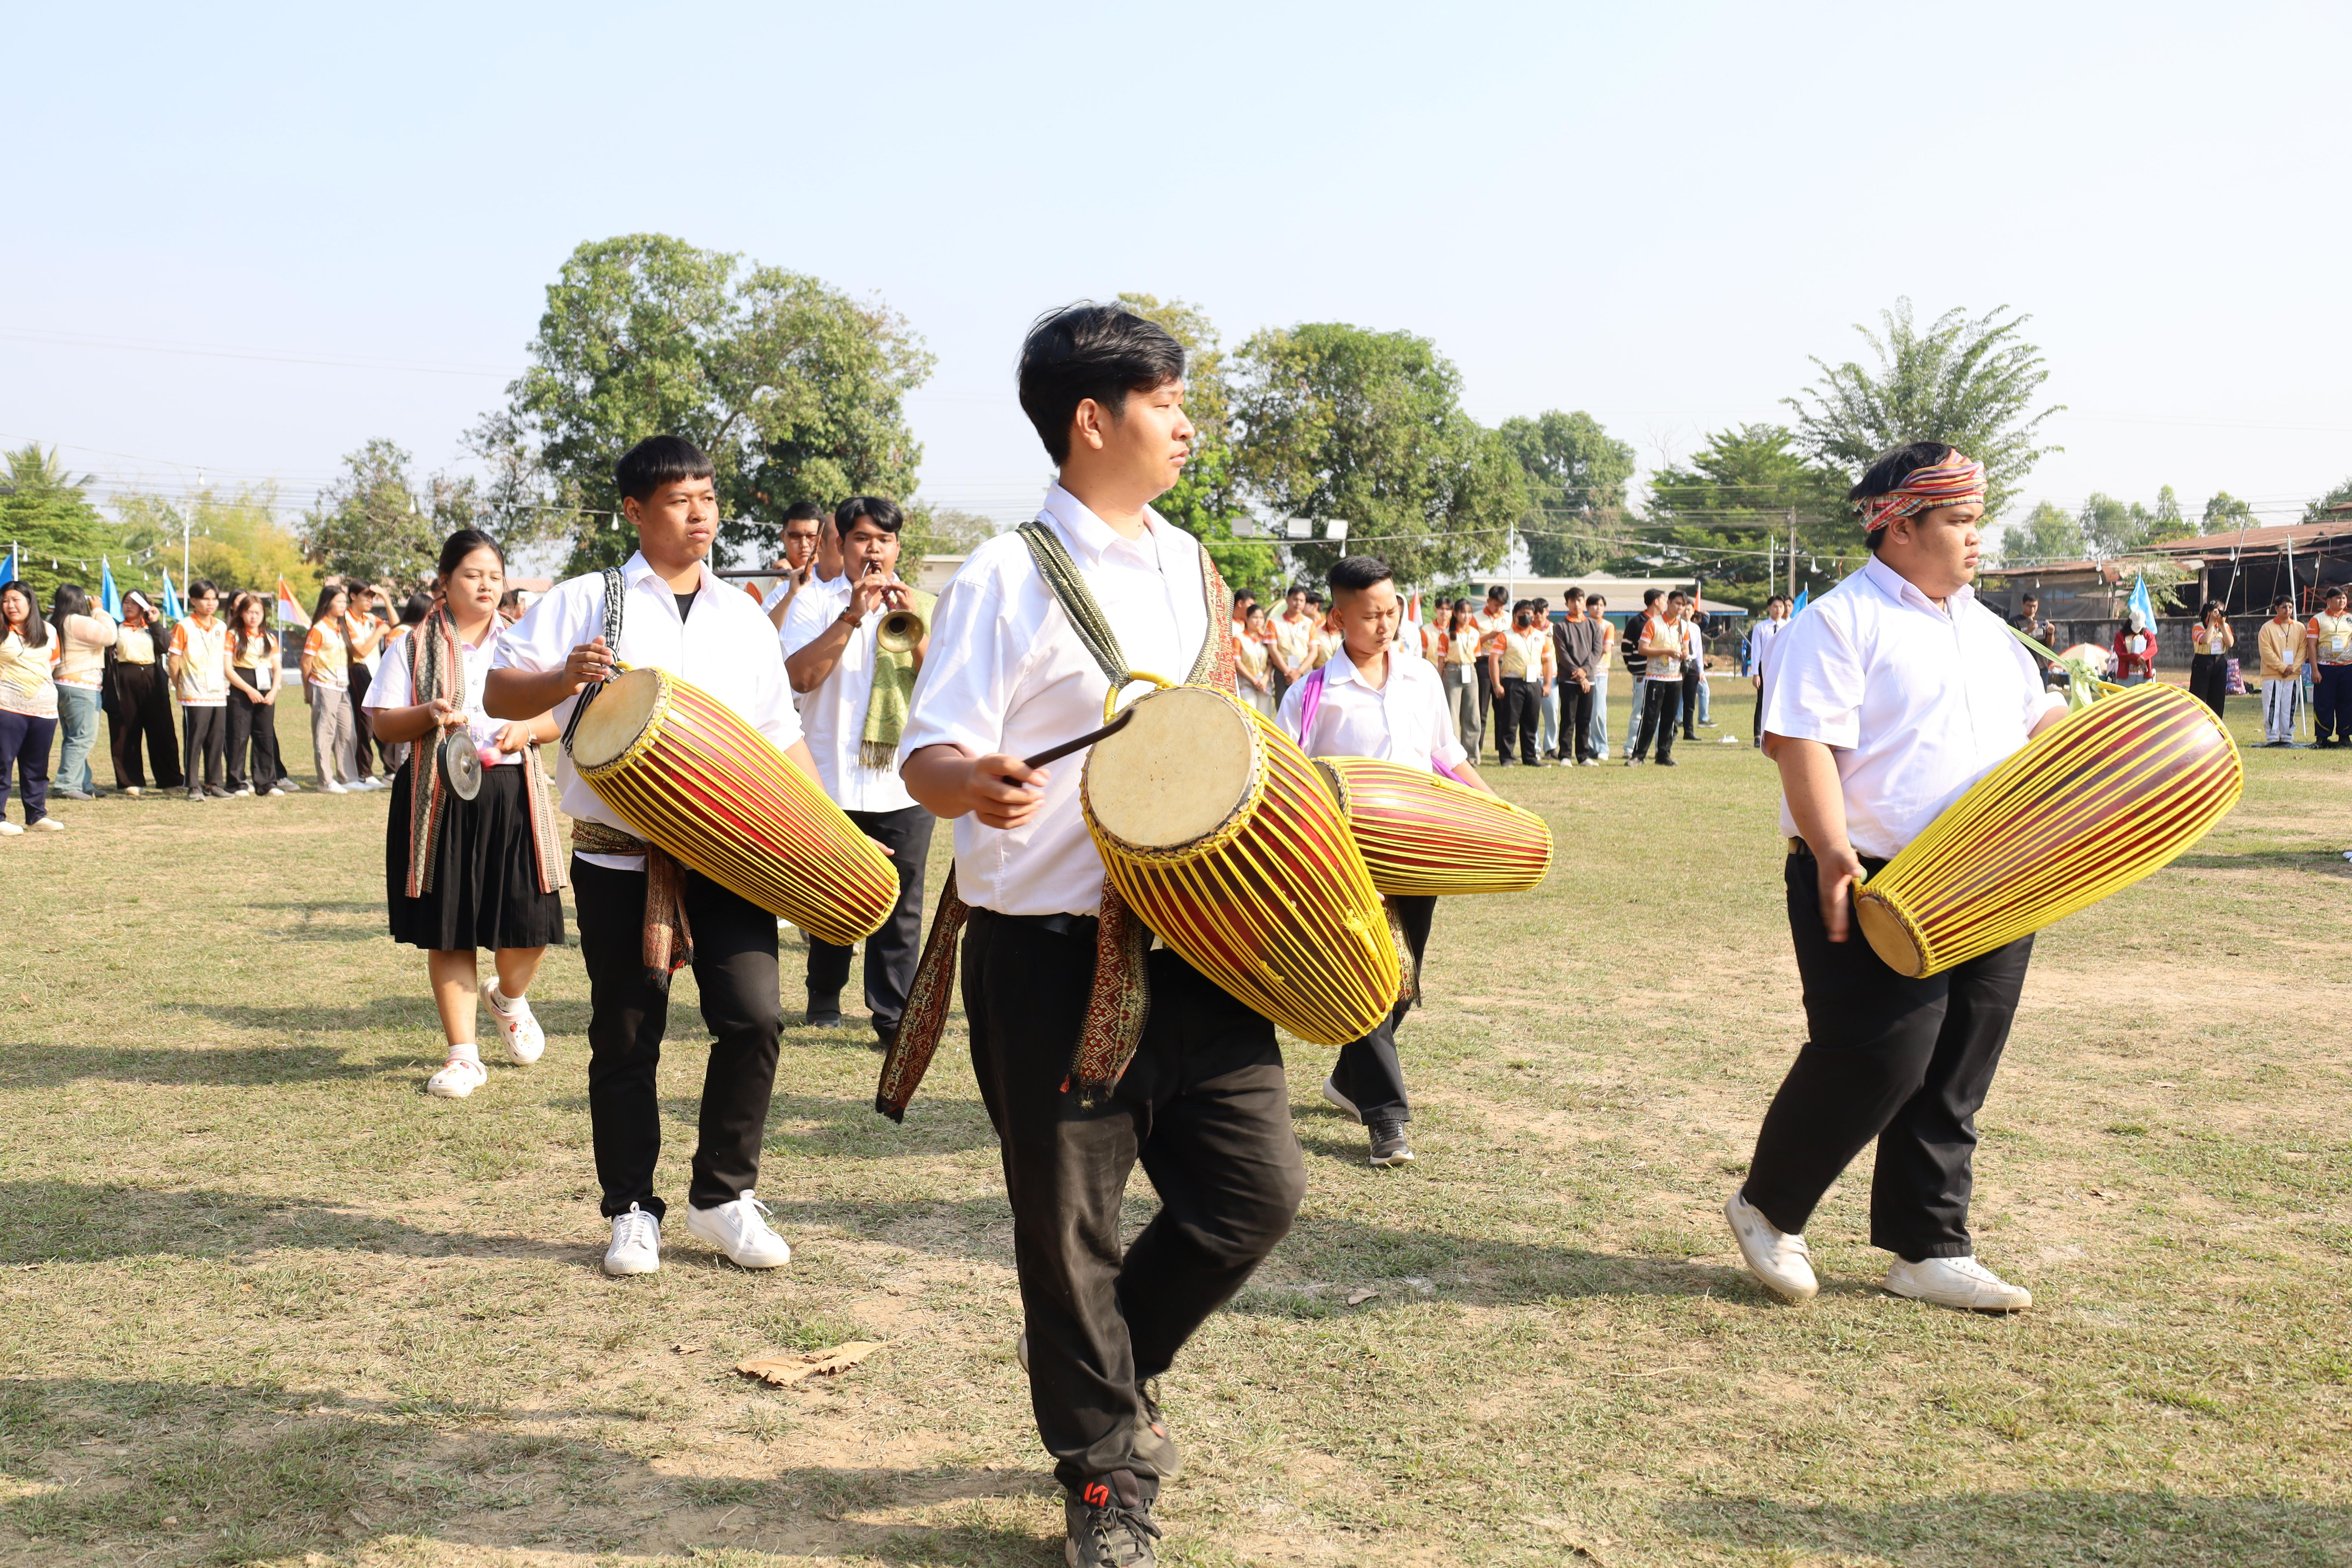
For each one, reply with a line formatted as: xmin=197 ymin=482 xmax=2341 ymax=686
xmin=876 ymin=599 xmax=927 ymax=654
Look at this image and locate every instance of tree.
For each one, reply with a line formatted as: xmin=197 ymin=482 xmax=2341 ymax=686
xmin=114 ymin=482 xmax=316 ymax=600
xmin=1115 ymin=292 xmax=1282 ymax=591
xmin=2077 ymin=492 xmax=2154 ymax=559
xmin=2303 ymin=478 xmax=2352 ymax=524
xmin=2205 ymin=490 xmax=2257 ymax=530
xmin=302 ymin=439 xmax=480 ymax=590
xmin=1637 ymin=424 xmax=1853 ymax=606
xmin=2143 ymin=484 xmax=2194 ymax=545
xmin=473 ymin=234 xmax=934 ymax=575
xmin=0 ymin=445 xmax=116 ymax=601
xmin=1996 ymin=500 xmax=2086 ymax=565
xmin=1231 ymin=323 xmax=1523 ymax=585
xmin=1784 ymin=298 xmax=2063 ymax=516
xmin=899 ymin=504 xmax=998 ymax=565
xmin=1496 ymin=410 xmax=1635 ymax=578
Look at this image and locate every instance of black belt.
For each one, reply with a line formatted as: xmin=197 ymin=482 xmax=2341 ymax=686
xmin=968 ymin=906 xmax=1100 ymax=942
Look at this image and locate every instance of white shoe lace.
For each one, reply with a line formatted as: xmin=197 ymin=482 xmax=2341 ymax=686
xmin=726 ymin=1192 xmax=778 ymax=1240
xmin=612 ymin=1208 xmax=658 ymax=1255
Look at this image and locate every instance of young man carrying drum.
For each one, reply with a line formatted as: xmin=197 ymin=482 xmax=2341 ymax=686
xmin=781 ymin=495 xmax=934 ymax=1046
xmin=899 ymin=303 xmax=1302 ymax=1568
xmin=1727 ymin=442 xmax=2068 ymax=1314
xmin=1279 ymin=553 xmax=1490 ymax=1168
xmin=488 ymin=435 xmax=822 ymax=1280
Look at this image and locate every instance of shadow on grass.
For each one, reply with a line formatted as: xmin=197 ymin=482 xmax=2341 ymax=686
xmin=0 ymin=1376 xmax=1055 ymax=1568
xmin=0 ymin=1181 xmax=582 ymax=1265
xmin=2167 ymin=848 xmax=2352 ymax=877
xmin=172 ymin=996 xmax=593 ymax=1038
xmin=0 ymin=1039 xmax=407 ymax=1086
xmin=1667 ymin=1488 xmax=2352 ymax=1568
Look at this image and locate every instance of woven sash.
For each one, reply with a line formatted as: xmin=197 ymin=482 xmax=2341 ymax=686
xmin=876 ymin=524 xmax=1234 ymax=1121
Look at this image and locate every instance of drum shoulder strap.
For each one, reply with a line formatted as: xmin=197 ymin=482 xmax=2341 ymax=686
xmin=560 ymin=566 xmax=629 ymax=755
xmin=1017 ymin=521 xmax=1127 ymax=688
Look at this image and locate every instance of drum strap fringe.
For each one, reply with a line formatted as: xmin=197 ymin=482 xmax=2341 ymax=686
xmin=874 ymin=538 xmax=1237 ymax=1120
xmin=571 ymin=819 xmax=694 ymax=989
xmin=1386 ymin=898 xmax=1420 ymax=1010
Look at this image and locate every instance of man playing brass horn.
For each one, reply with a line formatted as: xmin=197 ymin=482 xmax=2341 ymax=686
xmin=781 ymin=496 xmax=934 ymax=1049
xmin=1727 ymin=442 xmax=2067 ymax=1314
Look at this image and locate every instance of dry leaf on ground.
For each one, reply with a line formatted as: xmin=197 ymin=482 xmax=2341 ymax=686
xmin=737 ymin=1341 xmax=889 ymax=1386
xmin=1346 ymin=1288 xmax=1379 ymax=1306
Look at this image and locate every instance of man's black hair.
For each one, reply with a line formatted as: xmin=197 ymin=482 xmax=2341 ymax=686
xmin=2329 ymin=587 xmax=2349 ymax=602
xmin=616 ymin=435 xmax=715 ymax=504
xmin=836 ymin=496 xmax=904 ymax=536
xmin=1327 ymin=556 xmax=1394 ymax=594
xmin=1306 ymin=591 xmax=1325 ymax=607
xmin=2272 ymin=595 xmax=2295 ymax=611
xmin=783 ymin=500 xmax=825 ymax=524
xmin=1285 ymin=585 xmax=1307 ymax=600
xmin=1851 ymin=440 xmax=1961 ymax=554
xmin=1562 ymin=586 xmax=1585 ymax=603
xmin=2020 ymin=591 xmax=2039 ymax=601
xmin=1485 ymin=583 xmax=1508 ymax=601
xmin=1016 ymin=303 xmax=1186 ymax=465
xmin=1643 ymin=588 xmax=1664 ymax=607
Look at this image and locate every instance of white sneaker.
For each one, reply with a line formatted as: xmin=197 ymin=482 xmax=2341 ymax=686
xmin=322 ymin=781 xmax=349 ymax=795
xmin=1724 ymin=1191 xmax=1818 ymax=1303
xmin=1884 ymin=1255 xmax=2033 ymax=1312
xmin=1319 ymin=1076 xmax=1361 ymax=1122
xmin=29 ymin=818 xmax=63 ymax=832
xmin=266 ymin=787 xmax=286 ymax=797
xmin=232 ymin=785 xmax=254 ymax=798
xmin=604 ymin=1204 xmax=662 ymax=1276
xmin=482 ymin=980 xmax=544 ymax=1064
xmin=123 ymin=786 xmax=142 ymax=798
xmin=0 ymin=822 xmax=20 ymax=836
xmin=425 ymin=1054 xmax=488 ymax=1099
xmin=684 ymin=1191 xmax=792 ymax=1269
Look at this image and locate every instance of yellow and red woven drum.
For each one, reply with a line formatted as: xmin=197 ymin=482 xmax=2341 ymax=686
xmin=1082 ymin=682 xmax=1400 ymax=1047
xmin=569 ymin=667 xmax=897 ymax=948
xmin=1315 ymin=756 xmax=1553 ymax=896
xmin=1854 ymin=681 xmax=2242 ymax=978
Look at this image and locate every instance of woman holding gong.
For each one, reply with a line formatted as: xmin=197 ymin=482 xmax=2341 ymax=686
xmin=366 ymin=529 xmax=567 ymax=1099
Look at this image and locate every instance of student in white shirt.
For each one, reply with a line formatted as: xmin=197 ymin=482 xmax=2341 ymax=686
xmin=487 ymin=436 xmax=821 ymax=1282
xmin=1629 ymin=592 xmax=1688 ymax=765
xmin=1727 ymin=443 xmax=2067 ymax=1316
xmin=1278 ymin=554 xmax=1489 ymax=1168
xmin=1749 ymin=593 xmax=1792 ymax=747
xmin=760 ymin=499 xmax=828 ymax=636
xmin=781 ymin=495 xmax=935 ymax=1046
xmin=897 ymin=304 xmax=1295 ymax=1568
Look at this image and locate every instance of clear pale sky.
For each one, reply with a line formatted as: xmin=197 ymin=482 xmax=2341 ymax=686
xmin=6 ymin=1 xmax=2347 ymax=540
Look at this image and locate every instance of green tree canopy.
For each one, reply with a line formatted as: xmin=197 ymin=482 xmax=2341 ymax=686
xmin=1496 ymin=410 xmax=1635 ymax=578
xmin=1997 ymin=500 xmax=2086 ymax=566
xmin=2302 ymin=478 xmax=2352 ymax=524
xmin=1116 ymin=293 xmax=1281 ymax=592
xmin=899 ymin=504 xmax=998 ymax=564
xmin=1784 ymin=298 xmax=2063 ymax=517
xmin=1636 ymin=424 xmax=1852 ymax=607
xmin=473 ymin=233 xmax=934 ymax=576
xmin=2206 ymin=490 xmax=2258 ymax=530
xmin=115 ymin=483 xmax=317 ymax=600
xmin=302 ymin=439 xmax=482 ymax=591
xmin=0 ymin=444 xmax=116 ymax=602
xmin=1231 ymin=322 xmax=1523 ymax=586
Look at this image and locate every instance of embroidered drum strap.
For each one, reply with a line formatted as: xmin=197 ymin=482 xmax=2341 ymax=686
xmin=874 ymin=524 xmax=1236 ymax=1120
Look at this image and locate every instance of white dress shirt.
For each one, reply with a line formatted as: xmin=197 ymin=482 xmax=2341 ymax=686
xmin=364 ymin=616 xmax=521 ymax=769
xmin=494 ymin=550 xmax=804 ymax=870
xmin=781 ymin=581 xmax=917 ymax=813
xmin=896 ymin=484 xmax=1210 ymax=917
xmin=1762 ymin=556 xmax=2063 ymax=859
xmin=1277 ymin=644 xmax=1466 ymax=772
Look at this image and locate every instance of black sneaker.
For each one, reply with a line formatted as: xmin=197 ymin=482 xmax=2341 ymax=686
xmin=1135 ymin=1386 xmax=1182 ymax=1481
xmin=1065 ymin=1471 xmax=1161 ymax=1567
xmin=871 ymin=1022 xmax=897 ymax=1055
xmin=804 ymin=997 xmax=843 ymax=1029
xmin=1367 ymin=1113 xmax=1415 ymax=1167
xmin=204 ymin=783 xmax=233 ymax=799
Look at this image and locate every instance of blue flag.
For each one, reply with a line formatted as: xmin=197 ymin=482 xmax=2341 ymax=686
xmin=2127 ymin=575 xmax=2156 ymax=630
xmin=1792 ymin=588 xmax=1810 ymax=616
xmin=100 ymin=558 xmax=121 ymax=618
xmin=161 ymin=569 xmax=184 ymax=622
xmin=0 ymin=544 xmax=14 ymax=588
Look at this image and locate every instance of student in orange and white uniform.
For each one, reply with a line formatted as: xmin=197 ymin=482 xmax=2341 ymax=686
xmin=168 ymin=579 xmax=231 ymax=799
xmin=0 ymin=579 xmax=62 ymax=833
xmin=302 ymin=585 xmax=378 ymax=793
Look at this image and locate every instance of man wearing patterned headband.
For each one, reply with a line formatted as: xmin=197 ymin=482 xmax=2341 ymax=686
xmin=1724 ymin=441 xmax=2069 ymax=1315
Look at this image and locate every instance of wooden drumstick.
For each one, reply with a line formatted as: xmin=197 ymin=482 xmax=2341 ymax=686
xmin=994 ymin=707 xmax=1136 ymax=787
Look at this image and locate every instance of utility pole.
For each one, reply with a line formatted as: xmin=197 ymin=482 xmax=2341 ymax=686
xmin=185 ymin=468 xmax=202 ymax=585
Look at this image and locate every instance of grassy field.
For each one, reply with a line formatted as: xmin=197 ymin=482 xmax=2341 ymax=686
xmin=2 ymin=682 xmax=2347 ymax=1567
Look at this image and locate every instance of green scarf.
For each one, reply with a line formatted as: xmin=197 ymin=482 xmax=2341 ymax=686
xmin=860 ymin=587 xmax=936 ymax=771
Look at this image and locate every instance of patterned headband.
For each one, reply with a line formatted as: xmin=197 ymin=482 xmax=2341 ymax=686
xmin=1857 ymin=454 xmax=1985 ymax=532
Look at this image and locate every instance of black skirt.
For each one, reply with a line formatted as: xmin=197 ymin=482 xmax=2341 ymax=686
xmin=385 ymin=757 xmax=567 ymax=952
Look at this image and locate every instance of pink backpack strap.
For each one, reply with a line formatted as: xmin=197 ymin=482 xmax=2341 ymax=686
xmin=1294 ymin=664 xmax=1328 ymax=741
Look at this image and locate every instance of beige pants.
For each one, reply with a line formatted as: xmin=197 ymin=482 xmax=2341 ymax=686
xmin=308 ymin=683 xmax=361 ymax=785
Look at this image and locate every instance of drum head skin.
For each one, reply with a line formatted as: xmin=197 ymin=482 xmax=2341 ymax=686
xmin=439 ymin=730 xmax=483 ymax=801
xmin=1853 ymin=891 xmax=1927 ymax=977
xmin=1085 ymin=686 xmax=1259 ymax=850
xmin=569 ymin=668 xmax=664 ymax=770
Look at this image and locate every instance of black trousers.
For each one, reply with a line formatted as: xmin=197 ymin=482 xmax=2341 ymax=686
xmin=1681 ymin=666 xmax=1701 ymax=737
xmin=2188 ymin=652 xmax=2229 ymax=719
xmin=108 ymin=666 xmax=181 ymax=789
xmin=572 ymin=857 xmax=784 ymax=1220
xmin=1476 ymin=674 xmax=1496 ymax=760
xmin=1743 ymin=851 xmax=2033 ymax=1260
xmin=226 ymin=688 xmax=284 ymax=791
xmin=1559 ymin=681 xmax=1595 ymax=763
xmin=347 ymin=661 xmax=379 ymax=775
xmin=181 ymin=704 xmax=227 ymax=790
xmin=1496 ymin=676 xmax=1539 ymax=764
xmin=1330 ymin=895 xmax=1435 ymax=1122
xmin=805 ymin=802 xmax=935 ymax=1034
xmin=1632 ymin=679 xmax=1682 ymax=762
xmin=963 ymin=909 xmax=1305 ymax=1500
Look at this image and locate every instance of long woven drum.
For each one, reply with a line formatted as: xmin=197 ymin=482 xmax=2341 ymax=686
xmin=570 ymin=667 xmax=897 ymax=948
xmin=1083 ymin=682 xmax=1400 ymax=1047
xmin=1854 ymin=680 xmax=2242 ymax=978
xmin=1316 ymin=756 xmax=1553 ymax=896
